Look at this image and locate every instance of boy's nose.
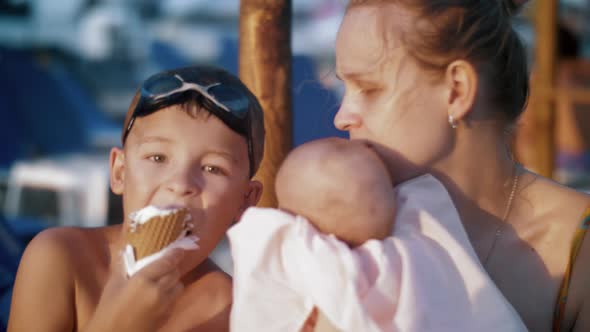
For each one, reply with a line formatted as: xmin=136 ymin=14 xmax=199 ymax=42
xmin=334 ymin=105 xmax=363 ymax=131
xmin=166 ymin=170 xmax=202 ymax=197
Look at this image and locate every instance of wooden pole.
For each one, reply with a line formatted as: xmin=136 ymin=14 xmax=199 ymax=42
xmin=239 ymin=0 xmax=292 ymax=207
xmin=532 ymin=0 xmax=558 ymax=177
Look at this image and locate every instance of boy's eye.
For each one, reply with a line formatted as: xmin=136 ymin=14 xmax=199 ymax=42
xmin=203 ymin=165 xmax=223 ymax=175
xmin=148 ymin=155 xmax=167 ymax=163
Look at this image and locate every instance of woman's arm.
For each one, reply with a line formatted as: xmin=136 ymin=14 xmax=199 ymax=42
xmin=7 ymin=228 xmax=76 ymax=331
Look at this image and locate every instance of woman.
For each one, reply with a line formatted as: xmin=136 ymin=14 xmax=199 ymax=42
xmin=333 ymin=1 xmax=590 ymax=331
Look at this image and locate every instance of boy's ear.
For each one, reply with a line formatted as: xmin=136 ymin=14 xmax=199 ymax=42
xmin=109 ymin=147 xmax=126 ymax=195
xmin=235 ymin=180 xmax=263 ymax=222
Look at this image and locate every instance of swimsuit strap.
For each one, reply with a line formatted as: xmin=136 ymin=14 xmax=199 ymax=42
xmin=553 ymin=207 xmax=590 ymax=332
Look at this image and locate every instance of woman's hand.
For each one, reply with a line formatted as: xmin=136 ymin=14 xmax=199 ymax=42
xmin=84 ymin=249 xmax=185 ymax=332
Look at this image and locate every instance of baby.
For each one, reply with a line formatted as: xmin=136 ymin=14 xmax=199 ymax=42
xmin=275 ymin=137 xmax=396 ymax=247
xmin=229 ymin=138 xmax=527 ymax=332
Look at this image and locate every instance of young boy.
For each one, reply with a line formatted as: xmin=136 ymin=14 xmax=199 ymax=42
xmin=229 ymin=138 xmax=527 ymax=332
xmin=7 ymin=66 xmax=265 ymax=332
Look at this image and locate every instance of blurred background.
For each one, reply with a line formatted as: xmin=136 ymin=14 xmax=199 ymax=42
xmin=0 ymin=0 xmax=589 ymax=329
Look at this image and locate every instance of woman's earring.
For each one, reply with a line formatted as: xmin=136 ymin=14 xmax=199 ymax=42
xmin=448 ymin=115 xmax=458 ymax=129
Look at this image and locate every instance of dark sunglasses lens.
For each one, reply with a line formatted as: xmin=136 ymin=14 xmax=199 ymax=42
xmin=143 ymin=75 xmax=182 ymax=95
xmin=208 ymin=85 xmax=250 ymax=119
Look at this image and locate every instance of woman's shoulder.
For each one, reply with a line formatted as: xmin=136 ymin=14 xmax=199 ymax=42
xmin=524 ymin=172 xmax=590 ymax=330
xmin=522 ymin=171 xmax=590 ymax=223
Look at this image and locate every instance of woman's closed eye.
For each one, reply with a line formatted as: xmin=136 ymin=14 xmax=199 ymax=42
xmin=343 ymin=83 xmax=381 ymax=98
xmin=359 ymin=87 xmax=380 ymax=96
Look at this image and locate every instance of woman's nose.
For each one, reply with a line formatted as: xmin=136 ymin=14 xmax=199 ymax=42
xmin=334 ymin=104 xmax=362 ymax=131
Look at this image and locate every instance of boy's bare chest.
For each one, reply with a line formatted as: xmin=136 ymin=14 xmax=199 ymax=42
xmin=158 ymin=280 xmax=231 ymax=332
xmin=73 ymin=266 xmax=108 ymax=330
xmin=74 ymin=268 xmax=230 ymax=331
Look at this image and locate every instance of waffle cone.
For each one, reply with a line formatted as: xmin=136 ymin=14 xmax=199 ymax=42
xmin=127 ymin=208 xmax=188 ymax=260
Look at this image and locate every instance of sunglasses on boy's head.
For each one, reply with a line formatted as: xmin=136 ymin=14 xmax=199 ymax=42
xmin=123 ymin=73 xmax=255 ymax=177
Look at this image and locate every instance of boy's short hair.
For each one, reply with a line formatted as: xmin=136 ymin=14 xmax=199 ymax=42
xmin=122 ymin=65 xmax=265 ymax=177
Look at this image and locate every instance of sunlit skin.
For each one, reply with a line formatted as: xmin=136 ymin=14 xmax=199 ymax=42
xmin=335 ymin=4 xmax=590 ymax=331
xmin=114 ymin=107 xmax=259 ymax=276
xmin=275 ymin=137 xmax=396 ymax=247
xmin=8 ymin=105 xmax=262 ymax=332
xmin=335 ymin=6 xmax=455 ymax=182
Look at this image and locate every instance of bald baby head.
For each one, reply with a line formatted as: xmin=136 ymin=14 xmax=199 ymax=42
xmin=276 ymin=138 xmax=396 ymax=247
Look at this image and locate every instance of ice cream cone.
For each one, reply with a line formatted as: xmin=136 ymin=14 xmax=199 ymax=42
xmin=126 ymin=206 xmax=190 ymax=260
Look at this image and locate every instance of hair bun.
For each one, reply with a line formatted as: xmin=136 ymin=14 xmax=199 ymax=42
xmin=501 ymin=0 xmax=528 ymax=16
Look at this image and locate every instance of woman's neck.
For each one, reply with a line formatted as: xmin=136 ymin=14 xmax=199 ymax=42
xmin=431 ymin=124 xmax=517 ymax=222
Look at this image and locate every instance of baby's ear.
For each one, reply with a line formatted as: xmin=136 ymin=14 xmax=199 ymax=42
xmin=109 ymin=147 xmax=125 ymax=195
xmin=235 ymin=180 xmax=263 ymax=221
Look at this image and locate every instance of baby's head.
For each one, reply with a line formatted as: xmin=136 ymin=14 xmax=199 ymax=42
xmin=276 ymin=138 xmax=396 ymax=247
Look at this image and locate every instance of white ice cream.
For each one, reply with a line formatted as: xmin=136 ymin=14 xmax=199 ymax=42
xmin=123 ymin=235 xmax=200 ymax=276
xmin=128 ymin=205 xmax=192 ymax=231
xmin=129 ymin=205 xmax=189 ymax=224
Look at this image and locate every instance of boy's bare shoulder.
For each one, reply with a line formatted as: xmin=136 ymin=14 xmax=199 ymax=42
xmin=24 ymin=227 xmax=85 ymax=270
xmin=17 ymin=225 xmax=118 ymax=287
xmin=186 ymin=258 xmax=233 ymax=306
xmin=8 ymin=227 xmax=111 ymax=331
xmin=163 ymin=259 xmax=233 ymax=332
xmin=27 ymin=226 xmax=112 ymax=263
xmin=32 ymin=226 xmax=90 ymax=247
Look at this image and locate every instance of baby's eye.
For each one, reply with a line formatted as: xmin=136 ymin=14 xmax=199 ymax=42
xmin=202 ymin=165 xmax=223 ymax=175
xmin=148 ymin=154 xmax=167 ymax=163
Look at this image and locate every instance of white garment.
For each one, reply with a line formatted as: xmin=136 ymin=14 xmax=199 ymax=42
xmin=228 ymin=174 xmax=527 ymax=332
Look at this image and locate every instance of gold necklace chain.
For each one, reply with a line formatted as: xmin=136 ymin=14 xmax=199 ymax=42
xmin=483 ymin=165 xmax=520 ymax=267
